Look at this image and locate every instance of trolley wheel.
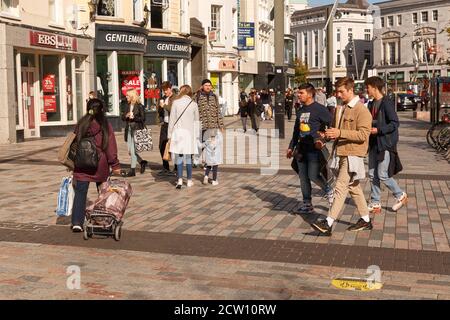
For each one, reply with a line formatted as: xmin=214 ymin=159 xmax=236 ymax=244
xmin=83 ymin=227 xmax=89 ymax=240
xmin=114 ymin=224 xmax=122 ymax=241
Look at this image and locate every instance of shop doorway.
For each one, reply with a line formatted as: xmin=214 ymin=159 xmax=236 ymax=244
xmin=21 ymin=68 xmax=38 ymax=138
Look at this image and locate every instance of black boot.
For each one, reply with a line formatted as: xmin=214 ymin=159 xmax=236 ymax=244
xmin=140 ymin=161 xmax=147 ymax=174
xmin=121 ymin=168 xmax=136 ymax=177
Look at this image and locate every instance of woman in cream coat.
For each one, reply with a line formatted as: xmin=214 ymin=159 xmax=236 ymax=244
xmin=168 ymin=85 xmax=201 ymax=189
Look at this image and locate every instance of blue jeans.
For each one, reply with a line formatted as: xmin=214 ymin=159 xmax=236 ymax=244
xmin=297 ymin=151 xmax=331 ymax=202
xmin=369 ymin=150 xmax=404 ymax=203
xmin=71 ymin=180 xmax=101 ymax=227
xmin=175 ymin=154 xmax=193 ymax=180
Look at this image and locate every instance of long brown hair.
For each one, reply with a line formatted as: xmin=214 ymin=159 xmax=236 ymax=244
xmin=175 ymin=85 xmax=193 ymax=100
xmin=76 ymin=99 xmax=109 ymax=151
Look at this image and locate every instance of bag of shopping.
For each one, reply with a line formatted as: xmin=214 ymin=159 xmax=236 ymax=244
xmin=86 ymin=179 xmax=133 ymax=225
xmin=57 ymin=132 xmax=77 ymax=171
xmin=163 ymin=140 xmax=171 ymax=161
xmin=56 ymin=176 xmax=74 ymax=216
xmin=134 ymin=127 xmax=153 ymax=153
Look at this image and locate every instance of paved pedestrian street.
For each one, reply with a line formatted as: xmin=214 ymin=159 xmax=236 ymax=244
xmin=0 ymin=114 xmax=449 ymax=300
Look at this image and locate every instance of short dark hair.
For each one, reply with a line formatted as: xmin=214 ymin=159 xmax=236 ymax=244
xmin=365 ymin=76 xmax=384 ymax=92
xmin=298 ymin=83 xmax=316 ymax=97
xmin=161 ymin=81 xmax=172 ymax=90
xmin=335 ymin=77 xmax=354 ymax=90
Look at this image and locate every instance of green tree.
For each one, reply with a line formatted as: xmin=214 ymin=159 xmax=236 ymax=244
xmin=294 ymin=58 xmax=309 ymax=86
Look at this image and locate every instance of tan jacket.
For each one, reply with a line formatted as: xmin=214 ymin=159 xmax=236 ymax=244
xmin=333 ymin=97 xmax=372 ymax=157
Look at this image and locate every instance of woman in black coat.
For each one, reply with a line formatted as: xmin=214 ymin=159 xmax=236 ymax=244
xmin=120 ymin=88 xmax=147 ymax=176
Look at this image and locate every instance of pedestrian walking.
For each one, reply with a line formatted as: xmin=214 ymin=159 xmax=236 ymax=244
xmin=168 ymin=85 xmax=201 ymax=189
xmin=237 ymin=94 xmax=249 ymax=132
xmin=285 ymin=88 xmax=295 ymax=121
xmin=71 ymin=99 xmax=121 ymax=232
xmin=365 ymin=76 xmax=407 ymax=214
xmin=287 ymin=83 xmax=333 ymax=214
xmin=311 ymin=77 xmax=372 ymax=236
xmin=120 ymin=88 xmax=147 ymax=177
xmin=315 ymin=87 xmax=327 ymax=106
xmin=248 ymin=90 xmax=260 ymax=133
xmin=157 ymin=81 xmax=177 ymax=177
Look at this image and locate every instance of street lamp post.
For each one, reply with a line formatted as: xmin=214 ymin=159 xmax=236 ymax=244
xmin=274 ymin=0 xmax=286 ymax=139
xmin=321 ymin=0 xmax=340 ymax=88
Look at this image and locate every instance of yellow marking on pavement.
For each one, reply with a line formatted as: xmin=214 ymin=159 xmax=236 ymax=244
xmin=331 ymin=278 xmax=383 ymax=291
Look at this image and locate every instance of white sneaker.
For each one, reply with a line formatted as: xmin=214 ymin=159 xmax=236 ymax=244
xmin=176 ymin=178 xmax=183 ymax=189
xmin=203 ymin=176 xmax=209 ymax=185
xmin=211 ymin=180 xmax=219 ymax=186
xmin=392 ymin=192 xmax=408 ymax=211
xmin=187 ymin=180 xmax=194 ymax=187
xmin=368 ymin=202 xmax=382 ymax=214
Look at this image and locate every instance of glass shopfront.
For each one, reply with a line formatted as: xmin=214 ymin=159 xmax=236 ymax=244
xmin=144 ymin=36 xmax=192 ymax=111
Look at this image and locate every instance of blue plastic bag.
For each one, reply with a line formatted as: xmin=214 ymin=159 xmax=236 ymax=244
xmin=56 ymin=176 xmax=74 ymax=217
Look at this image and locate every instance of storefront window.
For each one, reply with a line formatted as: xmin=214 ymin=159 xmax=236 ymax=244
xmin=21 ymin=53 xmax=35 ymax=68
xmin=66 ymin=56 xmax=73 ymax=121
xmin=118 ymin=55 xmax=140 ymax=108
xmin=167 ymin=60 xmax=178 ymax=87
xmin=75 ymin=56 xmax=85 ymax=121
xmin=40 ymin=55 xmax=61 ymax=122
xmin=143 ymin=58 xmax=162 ymax=111
xmin=96 ymin=54 xmax=109 ymax=111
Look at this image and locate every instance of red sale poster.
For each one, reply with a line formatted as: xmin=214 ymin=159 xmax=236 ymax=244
xmin=44 ymin=95 xmax=57 ymax=112
xmin=121 ymin=74 xmax=141 ymax=96
xmin=43 ymin=74 xmax=56 ymax=93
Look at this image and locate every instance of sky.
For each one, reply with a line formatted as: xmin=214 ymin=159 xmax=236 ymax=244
xmin=309 ymin=0 xmax=376 ymax=6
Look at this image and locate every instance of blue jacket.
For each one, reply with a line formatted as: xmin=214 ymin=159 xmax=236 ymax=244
xmin=369 ymin=96 xmax=399 ymax=153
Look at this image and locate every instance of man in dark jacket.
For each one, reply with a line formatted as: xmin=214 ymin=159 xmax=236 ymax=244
xmin=286 ymin=83 xmax=333 ymax=214
xmin=365 ymin=76 xmax=407 ymax=214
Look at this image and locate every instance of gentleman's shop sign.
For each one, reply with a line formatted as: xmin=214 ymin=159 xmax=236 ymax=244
xmin=95 ymin=25 xmax=147 ymax=52
xmin=146 ymin=36 xmax=191 ymax=60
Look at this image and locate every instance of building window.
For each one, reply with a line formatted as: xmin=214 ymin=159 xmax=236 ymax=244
xmin=1 ymin=0 xmax=12 ymax=12
xmin=421 ymin=11 xmax=428 ymax=23
xmin=337 ymin=28 xmax=341 ymax=42
xmin=211 ymin=5 xmax=221 ymax=42
xmin=364 ymin=50 xmax=371 ymax=66
xmin=412 ymin=13 xmax=418 ymax=24
xmin=151 ymin=0 xmax=166 ymax=29
xmin=40 ymin=55 xmax=61 ymax=122
xmin=97 ymin=0 xmax=116 ymax=17
xmin=397 ymin=15 xmax=402 ymax=26
xmin=381 ymin=17 xmax=385 ymax=28
xmin=348 ymin=28 xmax=353 ymax=42
xmin=49 ymin=0 xmax=62 ymax=23
xmin=303 ymin=31 xmax=308 ymax=64
xmin=348 ymin=51 xmax=353 ymax=66
xmin=389 ymin=42 xmax=396 ymax=65
xmin=336 ymin=50 xmax=341 ymax=66
xmin=314 ymin=30 xmax=319 ymax=67
xmin=388 ymin=16 xmax=393 ymax=27
xmin=432 ymin=10 xmax=438 ymax=22
xmin=133 ymin=0 xmax=142 ymax=22
xmin=364 ymin=29 xmax=371 ymax=41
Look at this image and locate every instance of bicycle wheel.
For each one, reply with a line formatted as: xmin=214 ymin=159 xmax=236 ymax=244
xmin=426 ymin=124 xmax=438 ymax=149
xmin=437 ymin=126 xmax=450 ymax=151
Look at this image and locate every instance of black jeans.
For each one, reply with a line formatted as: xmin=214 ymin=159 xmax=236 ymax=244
xmin=72 ymin=180 xmax=101 ymax=227
xmin=159 ymin=123 xmax=170 ymax=171
xmin=205 ymin=165 xmax=218 ymax=181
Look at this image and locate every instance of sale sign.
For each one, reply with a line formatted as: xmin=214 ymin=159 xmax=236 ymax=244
xmin=43 ymin=74 xmax=56 ymax=93
xmin=121 ymin=74 xmax=141 ymax=96
xmin=44 ymin=95 xmax=57 ymax=112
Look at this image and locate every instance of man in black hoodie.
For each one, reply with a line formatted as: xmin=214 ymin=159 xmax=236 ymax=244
xmin=365 ymin=76 xmax=407 ymax=214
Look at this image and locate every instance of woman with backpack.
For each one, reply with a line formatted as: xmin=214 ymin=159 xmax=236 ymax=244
xmin=71 ymin=99 xmax=121 ymax=232
xmin=120 ymin=88 xmax=147 ymax=177
xmin=168 ymin=85 xmax=200 ymax=189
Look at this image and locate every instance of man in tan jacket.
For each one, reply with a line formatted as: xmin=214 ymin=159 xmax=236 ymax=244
xmin=311 ymin=77 xmax=372 ymax=236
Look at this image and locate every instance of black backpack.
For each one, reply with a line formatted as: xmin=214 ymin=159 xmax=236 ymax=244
xmin=74 ymin=135 xmax=99 ymax=170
